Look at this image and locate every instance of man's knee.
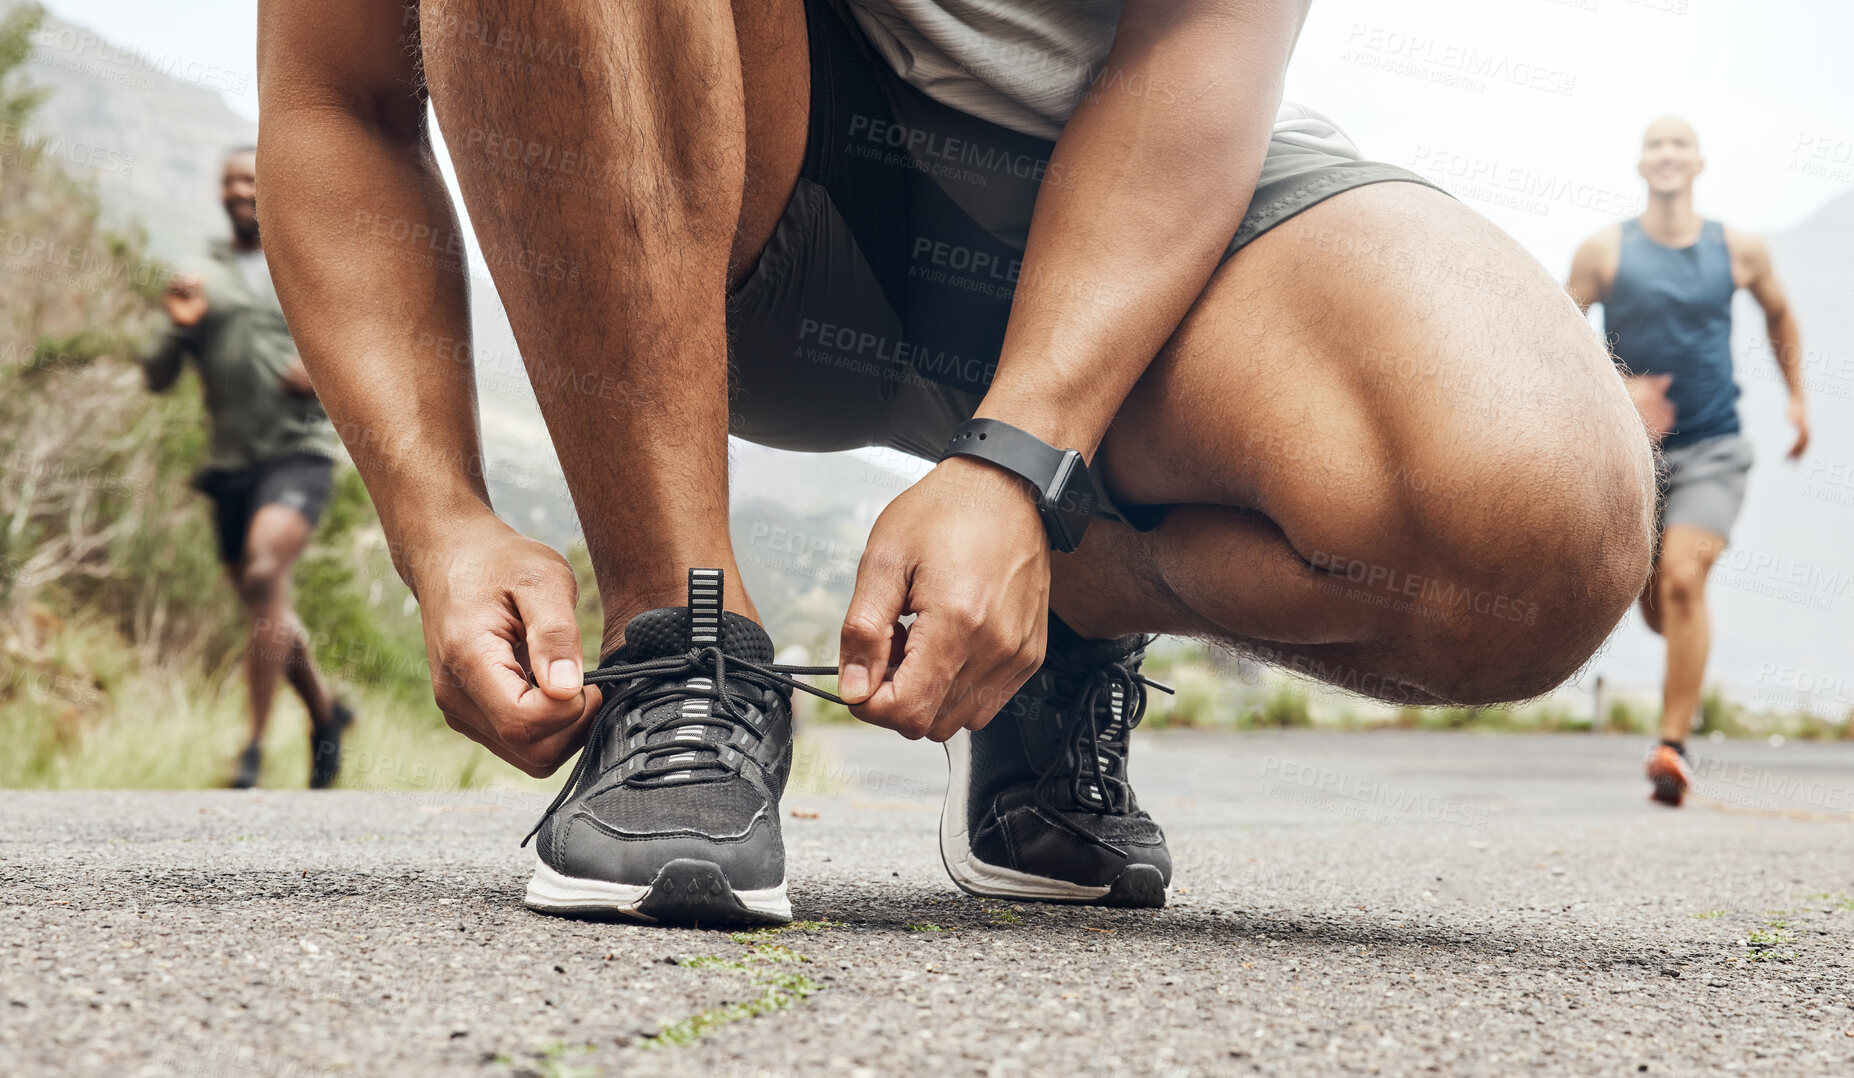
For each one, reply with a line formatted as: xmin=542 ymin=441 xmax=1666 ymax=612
xmin=238 ymin=561 xmax=287 ymax=608
xmin=1657 ymin=557 xmax=1709 ymax=612
xmin=1395 ymin=408 xmax=1656 ymax=705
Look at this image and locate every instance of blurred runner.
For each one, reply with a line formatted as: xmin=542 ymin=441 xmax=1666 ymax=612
xmin=142 ymin=146 xmax=354 ymax=789
xmin=1568 ymin=116 xmax=1809 ymax=806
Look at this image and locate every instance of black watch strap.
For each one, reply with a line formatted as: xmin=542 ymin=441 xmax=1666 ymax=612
xmin=943 ymin=418 xmax=1067 ymax=491
xmin=939 ymin=418 xmax=1096 ymax=552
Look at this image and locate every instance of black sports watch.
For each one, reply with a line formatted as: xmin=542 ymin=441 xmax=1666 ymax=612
xmin=940 ymin=418 xmax=1097 ymax=553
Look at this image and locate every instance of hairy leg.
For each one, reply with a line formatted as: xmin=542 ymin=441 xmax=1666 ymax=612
xmin=417 ymin=0 xmax=807 ymax=652
xmin=239 ymin=505 xmax=331 ymax=743
xmin=1653 ymin=525 xmax=1724 ymax=741
xmin=1050 ymin=182 xmax=1656 ymax=706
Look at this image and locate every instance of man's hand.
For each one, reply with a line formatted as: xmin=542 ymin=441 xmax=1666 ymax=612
xmin=1786 ymin=394 xmax=1810 ymax=459
xmin=279 ymin=356 xmax=317 ymax=398
xmin=413 ymin=511 xmax=601 ymax=776
xmin=164 ymin=274 xmax=207 ymax=327
xmin=1624 ymin=373 xmax=1675 ymax=442
xmin=838 ymin=457 xmax=1050 ymax=741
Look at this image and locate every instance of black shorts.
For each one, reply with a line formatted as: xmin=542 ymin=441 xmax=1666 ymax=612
xmin=194 ymin=452 xmax=335 ymax=565
xmin=725 ymin=0 xmax=1438 ymax=520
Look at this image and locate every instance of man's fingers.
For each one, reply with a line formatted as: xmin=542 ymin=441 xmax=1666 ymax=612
xmin=513 ymin=580 xmax=585 ymax=700
xmin=851 ymin=619 xmax=966 ymax=739
xmin=441 ymin=696 xmax=595 ymax=778
xmin=438 ymin=626 xmax=586 ymax=747
xmin=924 ymin=633 xmax=1040 ymax=742
xmin=503 ymin=684 xmax=602 ymax=776
xmin=840 ymin=555 xmax=910 ymax=704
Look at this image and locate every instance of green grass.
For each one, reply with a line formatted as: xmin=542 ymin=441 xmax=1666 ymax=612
xmin=725 ymin=920 xmax=841 ymax=945
xmin=645 ymin=928 xmax=836 ymax=1049
xmin=1744 ymin=921 xmax=1798 ymax=963
xmin=494 ymin=1042 xmax=596 ymax=1078
xmin=0 ymin=614 xmax=554 ymax=794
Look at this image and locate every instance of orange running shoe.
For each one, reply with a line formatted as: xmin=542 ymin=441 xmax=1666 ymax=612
xmin=1645 ymin=744 xmax=1692 ymax=807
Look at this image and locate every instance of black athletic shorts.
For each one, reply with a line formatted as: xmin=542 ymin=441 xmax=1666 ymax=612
xmin=725 ymin=0 xmax=1438 ymax=521
xmin=194 ymin=452 xmax=335 ymax=565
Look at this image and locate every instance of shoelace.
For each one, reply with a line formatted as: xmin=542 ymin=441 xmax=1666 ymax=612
xmin=522 ymin=646 xmax=842 ymax=847
xmin=1031 ymin=643 xmax=1173 ymax=857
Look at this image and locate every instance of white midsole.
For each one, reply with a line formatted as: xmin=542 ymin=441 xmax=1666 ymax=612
xmin=523 ymin=856 xmax=792 ymax=922
xmin=939 ymin=733 xmax=1112 ymax=901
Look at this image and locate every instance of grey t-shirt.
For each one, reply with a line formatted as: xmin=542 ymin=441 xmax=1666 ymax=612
xmin=841 ymin=0 xmax=1358 ymax=162
xmin=233 ymin=248 xmax=270 ymax=295
xmin=140 ymin=240 xmax=339 ymax=470
xmin=845 ymin=0 xmax=1121 ymax=140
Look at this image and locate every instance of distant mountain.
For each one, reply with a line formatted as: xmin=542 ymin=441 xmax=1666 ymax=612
xmin=17 ymin=6 xmax=254 ymax=263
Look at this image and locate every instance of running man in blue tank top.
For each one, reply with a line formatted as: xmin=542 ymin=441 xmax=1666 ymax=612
xmin=1567 ymin=115 xmax=1810 ymax=808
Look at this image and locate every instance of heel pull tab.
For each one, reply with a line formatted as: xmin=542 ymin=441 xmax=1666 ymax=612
xmin=688 ymin=568 xmax=723 ymax=648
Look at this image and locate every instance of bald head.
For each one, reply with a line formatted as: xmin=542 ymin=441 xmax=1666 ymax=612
xmin=1638 ymin=115 xmax=1704 ymax=197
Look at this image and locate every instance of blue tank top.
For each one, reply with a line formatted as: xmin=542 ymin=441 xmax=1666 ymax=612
xmin=1605 ymin=218 xmax=1739 ymax=448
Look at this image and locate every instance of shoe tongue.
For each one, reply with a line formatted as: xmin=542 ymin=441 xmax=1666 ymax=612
xmin=605 ymin=608 xmax=774 ymax=666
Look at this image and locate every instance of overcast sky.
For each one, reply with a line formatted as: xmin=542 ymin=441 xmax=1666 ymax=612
xmin=44 ymin=0 xmax=1854 ymax=266
xmin=41 ymin=0 xmax=1854 ymax=708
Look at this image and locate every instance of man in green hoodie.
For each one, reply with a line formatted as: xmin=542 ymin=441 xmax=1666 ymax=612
xmin=143 ymin=146 xmax=352 ymax=789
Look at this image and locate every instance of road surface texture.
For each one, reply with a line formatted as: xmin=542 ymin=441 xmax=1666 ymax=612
xmin=5 ymin=728 xmax=1854 ymax=1077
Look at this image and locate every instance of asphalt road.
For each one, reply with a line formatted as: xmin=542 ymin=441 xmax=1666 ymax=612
xmin=5 ymin=728 xmax=1854 ymax=1078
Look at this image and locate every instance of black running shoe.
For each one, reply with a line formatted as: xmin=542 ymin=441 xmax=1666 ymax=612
xmin=230 ymin=741 xmax=262 ymax=789
xmin=941 ymin=616 xmax=1174 ymax=907
xmin=309 ymin=700 xmax=354 ymax=790
xmin=523 ymin=569 xmax=837 ymax=925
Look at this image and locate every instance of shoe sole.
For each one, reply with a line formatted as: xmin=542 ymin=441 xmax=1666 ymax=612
xmin=939 ymin=734 xmax=1167 ymax=908
xmin=1648 ymin=771 xmax=1688 ymax=807
xmin=524 ymin=856 xmax=791 ymax=925
xmin=1646 ymin=754 xmax=1690 ymax=808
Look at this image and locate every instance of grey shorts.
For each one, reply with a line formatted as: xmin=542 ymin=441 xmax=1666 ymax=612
xmin=725 ymin=0 xmax=1439 ymax=523
xmin=1657 ymin=433 xmax=1754 ymax=543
